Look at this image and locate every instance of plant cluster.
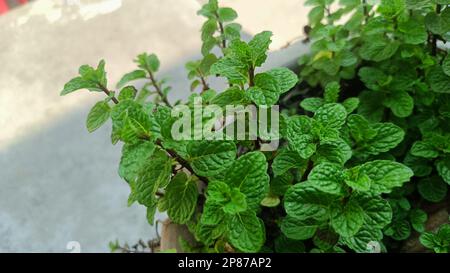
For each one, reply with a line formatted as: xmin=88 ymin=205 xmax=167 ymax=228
xmin=61 ymin=0 xmax=450 ymax=253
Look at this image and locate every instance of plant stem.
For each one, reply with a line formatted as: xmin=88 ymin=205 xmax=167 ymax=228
xmin=362 ymin=0 xmax=369 ymax=24
xmin=249 ymin=66 xmax=255 ymax=87
xmin=215 ymin=12 xmax=227 ymax=49
xmin=196 ymin=69 xmax=210 ymax=92
xmin=155 ymin=139 xmax=209 ymax=184
xmin=200 ymin=76 xmax=209 ymax=92
xmin=325 ymin=5 xmax=331 ymax=17
xmin=100 ymin=85 xmax=119 ymax=104
xmin=147 ymin=70 xmax=172 ymax=107
xmin=431 ymin=4 xmax=442 ymax=56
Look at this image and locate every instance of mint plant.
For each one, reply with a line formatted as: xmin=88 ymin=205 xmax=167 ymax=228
xmin=60 ymin=0 xmax=449 ymax=253
xmin=296 ymin=0 xmax=450 ymax=252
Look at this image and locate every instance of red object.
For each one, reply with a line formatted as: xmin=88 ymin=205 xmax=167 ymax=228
xmin=0 ymin=0 xmax=29 ymax=15
xmin=0 ymin=0 xmax=9 ymax=15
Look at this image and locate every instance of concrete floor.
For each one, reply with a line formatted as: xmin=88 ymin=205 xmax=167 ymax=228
xmin=0 ymin=0 xmax=309 ymax=252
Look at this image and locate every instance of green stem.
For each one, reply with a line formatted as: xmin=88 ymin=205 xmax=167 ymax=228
xmin=147 ymin=69 xmax=172 ymax=107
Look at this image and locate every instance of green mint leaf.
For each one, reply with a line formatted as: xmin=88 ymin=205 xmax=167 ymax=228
xmin=436 ymin=157 xmax=450 ymax=185
xmin=217 ymin=7 xmax=237 ymax=22
xmin=223 ymin=188 xmax=247 ymax=214
xmin=312 ymin=56 xmax=340 ymax=76
xmin=418 ymin=176 xmax=448 ymax=202
xmin=403 ymin=152 xmax=433 ymax=177
xmin=111 ymin=100 xmax=151 ymax=143
xmin=308 ymin=5 xmax=324 ymax=25
xmin=136 ymin=149 xmax=172 ymax=206
xmin=313 ymin=138 xmax=352 ymax=166
xmin=342 ymin=97 xmax=360 ymax=114
xmin=428 ymin=65 xmax=450 ymax=93
xmin=86 ymin=101 xmax=111 ymax=133
xmin=265 ymin=67 xmax=299 ymax=94
xmin=118 ymin=86 xmax=137 ymax=101
xmin=360 ymin=38 xmax=400 ymax=62
xmin=284 ymin=182 xmax=338 ymax=221
xmin=270 ymin=172 xmax=294 ymax=196
xmin=206 ymin=181 xmax=231 ymax=204
xmin=272 ymin=149 xmax=307 ymax=177
xmin=197 ymin=0 xmax=218 ymax=18
xmin=119 ymin=141 xmax=155 ymax=183
xmin=146 ymin=201 xmax=157 ymax=225
xmin=116 ymin=70 xmax=147 ymax=89
xmin=60 ymin=76 xmax=100 ymax=95
xmin=367 ymin=123 xmax=405 ymax=154
xmin=260 ymin=194 xmax=280 ymax=207
xmin=436 ymin=224 xmax=450 ymax=245
xmin=361 ymin=160 xmax=413 ymax=194
xmin=300 ymin=97 xmax=324 ymax=112
xmin=385 ymin=220 xmax=411 ymax=241
xmin=425 ymin=8 xmax=450 ymax=35
xmin=281 ymin=215 xmax=319 ymax=240
xmin=195 ymin=219 xmax=227 ymax=247
xmin=127 ymin=181 xmax=138 ymax=207
xmin=419 ymin=232 xmax=437 ymax=250
xmin=409 ymin=208 xmax=428 ymax=233
xmin=165 ymin=172 xmax=198 ymax=224
xmin=286 ymin=116 xmax=316 ymax=159
xmin=354 ymin=193 xmax=392 ymax=228
xmin=248 ymin=31 xmax=272 ymax=67
xmin=398 ymin=16 xmax=427 ymax=45
xmin=210 ymin=56 xmax=248 ymax=84
xmin=350 ymin=114 xmax=404 ymax=155
xmin=411 ymin=140 xmax=440 ymax=158
xmin=136 ymin=53 xmax=160 ymax=72
xmin=383 ymin=90 xmax=414 ymax=118
xmin=78 ymin=60 xmax=102 ymax=81
xmin=187 ymin=140 xmax=236 ymax=177
xmin=227 ymin=39 xmax=252 ymax=64
xmin=365 ymin=122 xmax=405 ymax=155
xmin=202 ymin=37 xmax=217 ymax=56
xmin=312 ymin=228 xmax=340 ymax=251
xmin=201 ymin=18 xmax=217 ymax=41
xmin=324 ymin=81 xmax=340 ymax=103
xmin=361 ymin=20 xmax=387 ymax=37
xmin=307 ymin=162 xmax=346 ymax=195
xmin=377 ymin=0 xmax=405 ymax=18
xmin=330 ymin=198 xmax=365 ymax=237
xmin=442 ymin=55 xmax=450 ymax=77
xmin=224 ymin=23 xmax=242 ymax=40
xmin=210 ymin=87 xmax=246 ymax=107
xmin=340 ymin=224 xmax=383 ymax=253
xmin=202 ymin=186 xmax=227 ymax=225
xmin=222 ymin=152 xmax=269 ymax=210
xmin=247 ymin=72 xmax=280 ymax=106
xmin=343 ymin=166 xmax=371 ymax=192
xmin=199 ymin=53 xmax=218 ymax=75
xmin=228 ymin=211 xmax=265 ymax=252
xmin=347 ymin=114 xmax=378 ymax=143
xmin=314 ymin=103 xmax=347 ymax=129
